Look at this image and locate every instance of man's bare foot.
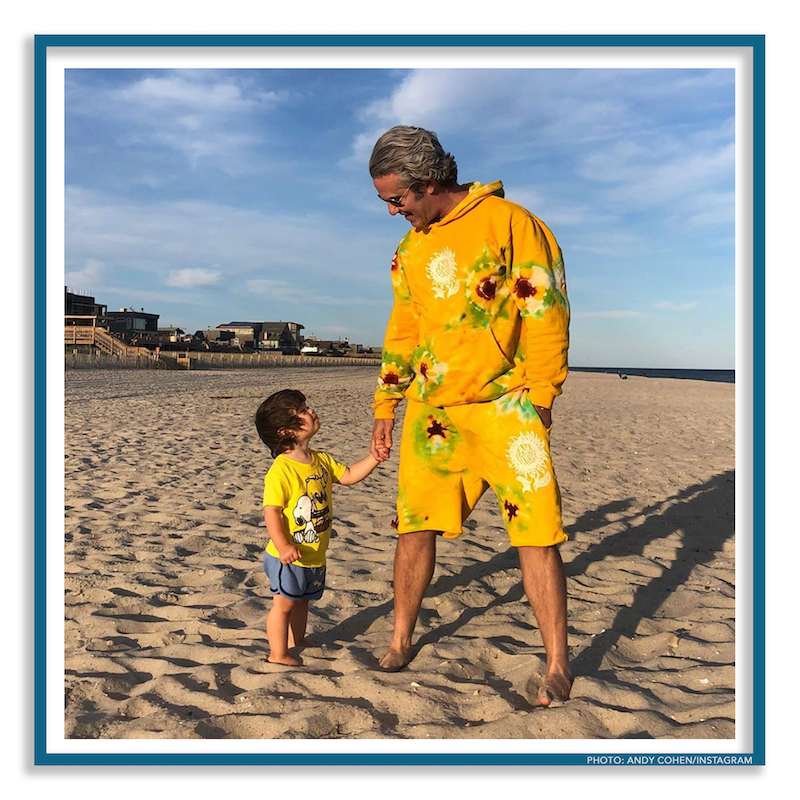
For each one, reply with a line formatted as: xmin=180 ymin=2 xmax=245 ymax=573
xmin=377 ymin=645 xmax=413 ymax=672
xmin=525 ymin=666 xmax=572 ymax=707
xmin=536 ymin=672 xmax=572 ymax=707
xmin=267 ymin=653 xmax=303 ymax=667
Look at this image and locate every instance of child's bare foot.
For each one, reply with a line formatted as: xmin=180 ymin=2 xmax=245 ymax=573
xmin=267 ymin=653 xmax=303 ymax=666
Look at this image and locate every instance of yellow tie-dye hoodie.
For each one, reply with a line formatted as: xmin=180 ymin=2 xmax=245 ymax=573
xmin=373 ymin=180 xmax=569 ymax=420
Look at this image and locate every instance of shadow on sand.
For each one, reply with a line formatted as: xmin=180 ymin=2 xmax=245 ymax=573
xmin=319 ymin=469 xmax=735 ymax=683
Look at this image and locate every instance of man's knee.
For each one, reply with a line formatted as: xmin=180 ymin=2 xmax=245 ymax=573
xmin=397 ymin=530 xmax=438 ymax=549
xmin=517 ymin=543 xmax=558 ymax=552
xmin=395 ymin=530 xmax=439 ymax=563
xmin=517 ymin=543 xmax=564 ymax=566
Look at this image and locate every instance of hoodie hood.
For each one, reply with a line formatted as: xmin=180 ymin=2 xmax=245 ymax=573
xmin=437 ymin=180 xmax=505 ymax=226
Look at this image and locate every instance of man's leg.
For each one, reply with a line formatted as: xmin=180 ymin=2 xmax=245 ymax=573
xmin=518 ymin=544 xmax=572 ymax=705
xmin=378 ymin=530 xmax=437 ymax=671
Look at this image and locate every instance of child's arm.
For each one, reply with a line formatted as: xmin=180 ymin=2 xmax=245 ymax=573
xmin=263 ymin=505 xmax=302 ymax=564
xmin=338 ymin=454 xmax=380 ymax=486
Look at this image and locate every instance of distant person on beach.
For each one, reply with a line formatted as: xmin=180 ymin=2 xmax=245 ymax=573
xmin=369 ymin=126 xmax=571 ymax=705
xmin=255 ymin=389 xmax=380 ymax=666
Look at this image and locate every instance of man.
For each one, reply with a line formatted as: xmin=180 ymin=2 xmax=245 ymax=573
xmin=369 ymin=126 xmax=571 ymax=706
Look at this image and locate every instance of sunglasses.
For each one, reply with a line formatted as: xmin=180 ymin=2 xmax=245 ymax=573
xmin=377 ymin=186 xmax=412 ymax=208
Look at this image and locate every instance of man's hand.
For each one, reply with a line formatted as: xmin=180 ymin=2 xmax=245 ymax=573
xmin=277 ymin=543 xmax=302 ymax=564
xmin=371 ymin=418 xmax=395 ymax=461
xmin=534 ymin=405 xmax=552 ymax=429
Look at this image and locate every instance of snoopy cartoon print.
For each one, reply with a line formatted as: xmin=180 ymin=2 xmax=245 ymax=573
xmin=291 ymin=494 xmax=317 ymax=544
xmin=290 ymin=465 xmax=330 ymax=545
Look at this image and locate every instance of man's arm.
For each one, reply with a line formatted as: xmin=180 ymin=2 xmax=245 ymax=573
xmin=372 ymin=248 xmax=420 ymax=426
xmin=263 ymin=505 xmax=301 ymax=564
xmin=508 ymin=213 xmax=570 ymax=418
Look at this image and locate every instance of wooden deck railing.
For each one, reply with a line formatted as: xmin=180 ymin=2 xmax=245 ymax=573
xmin=64 ymin=324 xmax=153 ymax=358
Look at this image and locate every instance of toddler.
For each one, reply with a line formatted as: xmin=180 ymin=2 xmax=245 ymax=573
xmin=254 ymin=389 xmax=379 ymax=665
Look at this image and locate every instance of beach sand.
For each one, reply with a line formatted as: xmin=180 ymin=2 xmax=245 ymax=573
xmin=64 ymin=367 xmax=735 ymax=740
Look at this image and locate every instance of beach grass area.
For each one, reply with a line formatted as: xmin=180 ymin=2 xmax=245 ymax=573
xmin=64 ymin=366 xmax=735 ymax=739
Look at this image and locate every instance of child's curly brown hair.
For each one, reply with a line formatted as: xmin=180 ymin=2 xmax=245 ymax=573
xmin=254 ymin=389 xmax=307 ymax=457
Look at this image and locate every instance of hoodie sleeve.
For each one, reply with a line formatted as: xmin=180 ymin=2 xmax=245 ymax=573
xmin=373 ymin=249 xmax=420 ymax=420
xmin=507 ymin=213 xmax=570 ymax=409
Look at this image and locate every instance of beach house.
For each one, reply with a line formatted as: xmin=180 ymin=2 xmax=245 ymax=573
xmin=212 ymin=321 xmax=305 ymax=353
xmin=65 ymin=287 xmax=107 ymax=320
xmin=103 ymin=307 xmax=161 ymax=345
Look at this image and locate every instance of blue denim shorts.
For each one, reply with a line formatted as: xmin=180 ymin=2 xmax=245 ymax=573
xmin=263 ymin=552 xmax=326 ymax=601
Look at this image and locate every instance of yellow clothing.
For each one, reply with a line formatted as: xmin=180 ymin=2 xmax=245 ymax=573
xmin=262 ymin=451 xmax=347 ymax=567
xmin=397 ymin=390 xmax=566 ymax=547
xmin=373 ymin=181 xmax=569 ymax=420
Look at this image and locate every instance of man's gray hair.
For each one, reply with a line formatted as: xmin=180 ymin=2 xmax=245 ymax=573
xmin=369 ymin=126 xmax=458 ymax=190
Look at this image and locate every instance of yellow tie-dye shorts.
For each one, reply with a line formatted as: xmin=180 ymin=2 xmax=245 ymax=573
xmin=396 ymin=389 xmax=567 ymax=547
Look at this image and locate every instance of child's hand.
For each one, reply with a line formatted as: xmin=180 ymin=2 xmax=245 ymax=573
xmin=277 ymin=544 xmax=302 ymax=564
xmin=371 ymin=419 xmax=394 ymax=461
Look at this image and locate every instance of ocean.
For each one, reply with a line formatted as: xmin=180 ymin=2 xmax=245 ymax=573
xmin=570 ymin=367 xmax=735 ymax=384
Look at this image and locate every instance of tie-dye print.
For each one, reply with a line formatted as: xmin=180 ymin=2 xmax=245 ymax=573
xmin=395 ymin=391 xmax=566 ymax=546
xmin=373 ymin=181 xmax=570 ymax=420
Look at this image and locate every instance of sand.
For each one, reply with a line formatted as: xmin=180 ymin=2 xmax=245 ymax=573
xmin=64 ymin=367 xmax=735 ymax=740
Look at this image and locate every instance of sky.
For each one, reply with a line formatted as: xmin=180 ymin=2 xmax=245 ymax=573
xmin=64 ymin=67 xmax=735 ymax=368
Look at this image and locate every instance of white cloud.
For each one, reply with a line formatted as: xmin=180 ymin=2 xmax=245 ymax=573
xmin=68 ymin=71 xmax=290 ymax=176
xmin=354 ymin=68 xmax=731 ymax=149
xmin=349 ymin=128 xmax=388 ymax=165
xmin=654 ymin=301 xmax=699 ymax=311
xmin=573 ymin=101 xmax=734 ymax=219
xmin=244 ymin=279 xmax=385 ymax=307
xmin=350 ymin=71 xmax=521 ymax=163
xmin=65 ymin=188 xmax=391 ymax=295
xmin=65 ymin=258 xmax=106 ymax=290
xmin=501 ymin=186 xmax=546 ymax=212
xmin=245 ymin=279 xmax=310 ymax=303
xmin=597 ymin=143 xmax=735 ymax=208
xmin=115 ymin=74 xmax=285 ymax=113
xmin=501 ymin=186 xmax=601 ymax=228
xmin=569 ymin=228 xmax=647 ymax=257
xmin=166 ymin=269 xmax=222 ymax=288
xmin=352 ymin=68 xmax=734 ymax=226
xmin=681 ymin=190 xmax=736 ymax=230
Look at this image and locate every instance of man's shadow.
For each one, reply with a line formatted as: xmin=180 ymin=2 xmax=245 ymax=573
xmin=566 ymin=469 xmax=734 ymax=678
xmin=318 ymin=469 xmax=735 ymax=687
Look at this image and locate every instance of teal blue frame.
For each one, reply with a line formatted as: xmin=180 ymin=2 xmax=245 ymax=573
xmin=35 ymin=34 xmax=765 ymax=766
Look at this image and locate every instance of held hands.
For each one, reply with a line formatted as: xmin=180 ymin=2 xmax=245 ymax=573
xmin=371 ymin=418 xmax=394 ymax=461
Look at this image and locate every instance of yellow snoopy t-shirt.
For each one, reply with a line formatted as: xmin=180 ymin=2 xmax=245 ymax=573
xmin=262 ymin=451 xmax=347 ymax=568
